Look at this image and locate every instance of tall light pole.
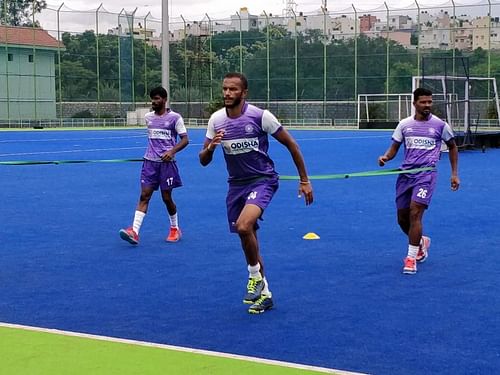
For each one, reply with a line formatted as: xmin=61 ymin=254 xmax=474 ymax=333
xmin=162 ymin=0 xmax=170 ymax=101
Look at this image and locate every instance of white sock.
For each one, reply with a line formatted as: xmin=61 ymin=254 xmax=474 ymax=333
xmin=407 ymin=244 xmax=419 ymax=259
xmin=169 ymin=213 xmax=178 ymax=228
xmin=262 ymin=277 xmax=272 ymax=296
xmin=132 ymin=210 xmax=146 ymax=234
xmin=247 ymin=264 xmax=262 ymax=279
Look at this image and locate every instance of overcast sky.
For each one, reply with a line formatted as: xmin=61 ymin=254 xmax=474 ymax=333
xmin=43 ymin=0 xmax=442 ymax=21
xmin=38 ymin=0 xmax=492 ymax=34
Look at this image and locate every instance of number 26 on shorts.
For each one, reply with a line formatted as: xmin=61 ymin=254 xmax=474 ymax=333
xmin=416 ymin=188 xmax=428 ymax=198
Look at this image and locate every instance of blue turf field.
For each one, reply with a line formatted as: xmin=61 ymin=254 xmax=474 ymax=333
xmin=1 ymin=129 xmax=499 ymax=374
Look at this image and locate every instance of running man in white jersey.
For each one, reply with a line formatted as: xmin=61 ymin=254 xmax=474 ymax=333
xmin=120 ymin=86 xmax=189 ymax=245
xmin=378 ymin=87 xmax=460 ymax=274
xmin=199 ymin=72 xmax=313 ymax=314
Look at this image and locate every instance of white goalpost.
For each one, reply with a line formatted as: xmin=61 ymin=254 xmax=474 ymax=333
xmin=357 ymin=92 xmax=458 ymax=128
xmin=412 ymin=75 xmax=500 ymax=133
xmin=356 ymin=77 xmax=500 ymax=131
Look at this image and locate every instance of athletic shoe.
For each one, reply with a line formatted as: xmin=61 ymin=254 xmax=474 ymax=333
xmin=417 ymin=236 xmax=431 ymax=263
xmin=166 ymin=227 xmax=182 ymax=242
xmin=243 ymin=277 xmax=264 ymax=304
xmin=403 ymin=257 xmax=417 ymax=274
xmin=119 ymin=227 xmax=139 ymax=245
xmin=248 ymin=294 xmax=274 ymax=314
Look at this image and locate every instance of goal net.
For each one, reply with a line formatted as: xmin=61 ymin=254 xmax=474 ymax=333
xmin=412 ymin=75 xmax=500 ymax=133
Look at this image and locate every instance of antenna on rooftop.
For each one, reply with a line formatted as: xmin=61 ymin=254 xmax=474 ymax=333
xmin=283 ymin=0 xmax=297 ymax=17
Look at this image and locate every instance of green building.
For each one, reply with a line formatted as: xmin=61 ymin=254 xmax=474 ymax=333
xmin=0 ymin=25 xmax=61 ymax=121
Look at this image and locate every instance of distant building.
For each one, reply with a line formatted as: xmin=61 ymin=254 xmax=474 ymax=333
xmin=171 ymin=21 xmax=210 ymax=42
xmin=359 ymin=14 xmax=377 ymax=33
xmin=131 ymin=23 xmax=162 ymax=49
xmin=231 ymin=7 xmax=259 ymax=31
xmin=419 ymin=11 xmax=452 ymax=49
xmin=331 ymin=15 xmax=358 ymax=40
xmin=108 ymin=24 xmax=162 ymax=48
xmin=454 ymin=20 xmax=473 ymax=51
xmin=388 ymin=15 xmax=413 ymax=30
xmin=287 ymin=12 xmax=308 ymax=35
xmin=0 ymin=26 xmax=62 ymax=120
xmin=257 ymin=12 xmax=286 ymax=31
xmin=472 ymin=16 xmax=500 ymax=50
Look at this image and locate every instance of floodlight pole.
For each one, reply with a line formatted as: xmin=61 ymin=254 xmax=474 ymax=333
xmin=162 ymin=0 xmax=170 ymax=104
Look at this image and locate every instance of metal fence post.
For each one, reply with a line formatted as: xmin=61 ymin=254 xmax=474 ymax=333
xmin=180 ymin=15 xmax=188 ymax=102
xmin=4 ymin=0 xmax=10 ymax=124
xmin=96 ymin=4 xmax=102 ymax=118
xmin=144 ymin=12 xmax=151 ymax=103
xmin=263 ymin=11 xmax=270 ymax=107
xmin=352 ymin=4 xmax=358 ymax=105
xmin=57 ymin=3 xmax=64 ymax=124
xmin=236 ymin=11 xmax=243 ymax=73
xmin=206 ymin=13 xmax=213 ymax=102
xmin=291 ymin=9 xmax=298 ymax=120
xmin=322 ymin=6 xmax=327 ymax=119
xmin=32 ymin=0 xmax=38 ymax=121
xmin=415 ymin=0 xmax=420 ymax=76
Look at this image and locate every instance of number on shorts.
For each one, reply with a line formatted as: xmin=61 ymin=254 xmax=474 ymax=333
xmin=166 ymin=177 xmax=174 ymax=186
xmin=416 ymin=188 xmax=428 ymax=198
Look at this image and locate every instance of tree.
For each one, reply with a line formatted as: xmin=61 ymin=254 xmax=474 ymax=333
xmin=1 ymin=0 xmax=47 ymax=26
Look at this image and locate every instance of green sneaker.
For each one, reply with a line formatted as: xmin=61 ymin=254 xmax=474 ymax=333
xmin=243 ymin=277 xmax=264 ymax=304
xmin=248 ymin=294 xmax=274 ymax=314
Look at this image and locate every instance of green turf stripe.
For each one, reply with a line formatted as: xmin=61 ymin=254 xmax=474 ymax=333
xmin=0 ymin=326 xmax=357 ymax=375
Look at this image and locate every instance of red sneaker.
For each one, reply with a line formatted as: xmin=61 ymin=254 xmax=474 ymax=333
xmin=403 ymin=257 xmax=417 ymax=274
xmin=166 ymin=227 xmax=182 ymax=242
xmin=119 ymin=227 xmax=139 ymax=245
xmin=417 ymin=236 xmax=431 ymax=263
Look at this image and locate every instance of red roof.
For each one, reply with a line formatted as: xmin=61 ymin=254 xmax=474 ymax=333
xmin=0 ymin=25 xmax=62 ymax=49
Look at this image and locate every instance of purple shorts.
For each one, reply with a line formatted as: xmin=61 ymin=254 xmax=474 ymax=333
xmin=395 ymin=171 xmax=437 ymax=209
xmin=140 ymin=159 xmax=182 ymax=191
xmin=226 ymin=176 xmax=279 ymax=233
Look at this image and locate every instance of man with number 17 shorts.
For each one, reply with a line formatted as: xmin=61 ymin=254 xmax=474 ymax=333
xmin=378 ymin=87 xmax=460 ymax=274
xmin=119 ymin=86 xmax=189 ymax=245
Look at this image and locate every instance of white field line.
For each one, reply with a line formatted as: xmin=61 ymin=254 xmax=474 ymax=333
xmin=0 ymin=134 xmax=145 ymax=143
xmin=0 ymin=134 xmax=388 ymax=159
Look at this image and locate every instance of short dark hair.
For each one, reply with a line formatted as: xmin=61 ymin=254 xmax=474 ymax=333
xmin=224 ymin=72 xmax=248 ymax=90
xmin=150 ymin=86 xmax=168 ymax=99
xmin=413 ymin=87 xmax=432 ymax=101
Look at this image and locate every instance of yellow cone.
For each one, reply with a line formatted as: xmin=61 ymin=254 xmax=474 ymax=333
xmin=302 ymin=232 xmax=320 ymax=240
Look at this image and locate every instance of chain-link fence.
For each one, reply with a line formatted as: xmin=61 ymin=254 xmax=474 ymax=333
xmin=2 ymin=1 xmax=500 ymax=127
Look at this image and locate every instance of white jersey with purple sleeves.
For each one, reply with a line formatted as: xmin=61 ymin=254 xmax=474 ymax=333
xmin=392 ymin=114 xmax=454 ymax=170
xmin=206 ymin=103 xmax=282 ymax=183
xmin=144 ymin=109 xmax=187 ymax=162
